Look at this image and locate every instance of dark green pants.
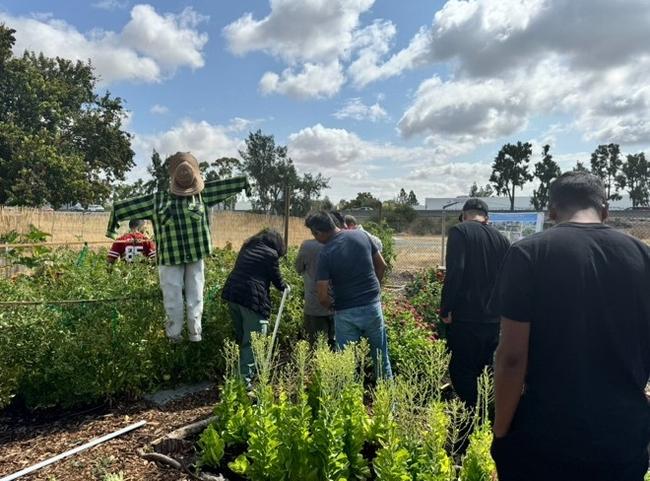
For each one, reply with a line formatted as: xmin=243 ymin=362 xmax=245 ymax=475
xmin=228 ymin=302 xmax=265 ymax=377
xmin=304 ymin=313 xmax=335 ymax=347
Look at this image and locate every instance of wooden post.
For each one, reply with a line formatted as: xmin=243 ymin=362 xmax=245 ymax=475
xmin=283 ymin=184 xmax=290 ymax=247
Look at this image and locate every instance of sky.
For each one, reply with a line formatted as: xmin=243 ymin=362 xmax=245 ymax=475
xmin=2 ymin=0 xmax=650 ymax=204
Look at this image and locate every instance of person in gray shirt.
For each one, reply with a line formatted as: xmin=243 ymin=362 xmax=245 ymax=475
xmin=296 ymin=228 xmax=335 ymax=348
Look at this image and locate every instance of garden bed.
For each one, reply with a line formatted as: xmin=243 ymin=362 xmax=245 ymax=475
xmin=0 ymin=388 xmax=219 ymax=480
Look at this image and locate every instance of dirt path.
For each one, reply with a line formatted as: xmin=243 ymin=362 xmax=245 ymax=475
xmin=0 ymin=388 xmax=219 ymax=481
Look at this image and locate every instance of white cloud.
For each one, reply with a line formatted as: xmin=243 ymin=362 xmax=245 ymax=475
xmin=259 ymin=61 xmax=345 ymax=99
xmin=224 ymin=0 xmax=379 ymax=98
xmin=333 ymin=97 xmax=388 ymax=122
xmin=288 ymin=123 xmax=468 ymax=170
xmin=121 ymin=5 xmax=208 ymax=71
xmin=92 ymin=0 xmax=128 ymax=10
xmin=388 ymin=1 xmax=650 ymax=146
xmin=150 ymin=104 xmax=169 ymax=115
xmin=398 ymin=75 xmax=531 ymax=141
xmin=1 ymin=4 xmax=208 ymax=84
xmin=224 ymin=0 xmax=374 ymax=63
xmin=132 ymin=119 xmax=243 ymax=169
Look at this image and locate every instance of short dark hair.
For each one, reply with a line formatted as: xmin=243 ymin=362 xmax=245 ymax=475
xmin=549 ymin=171 xmax=607 ymax=213
xmin=129 ymin=219 xmax=144 ymax=230
xmin=344 ymin=215 xmax=357 ymax=226
xmin=243 ymin=228 xmax=286 ymax=257
xmin=462 ymin=198 xmax=489 ymax=215
xmin=305 ymin=211 xmax=336 ymax=233
xmin=329 ymin=211 xmax=345 ymax=228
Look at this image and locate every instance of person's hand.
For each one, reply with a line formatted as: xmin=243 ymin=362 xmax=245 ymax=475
xmin=492 ymin=426 xmax=509 ymax=439
xmin=441 ymin=312 xmax=452 ymax=324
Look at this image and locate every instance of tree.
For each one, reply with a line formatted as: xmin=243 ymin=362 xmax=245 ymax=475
xmin=619 ymin=153 xmax=650 ymax=208
xmin=239 ymin=130 xmax=293 ymax=213
xmin=321 ymin=196 xmax=334 ymax=211
xmin=468 ymin=182 xmax=494 ymax=197
xmin=531 ymin=144 xmax=561 ymax=211
xmin=112 ymin=179 xmax=147 ymax=202
xmin=291 ymin=172 xmax=329 ymax=217
xmin=144 ymin=150 xmax=169 ymax=194
xmin=590 ymin=143 xmax=623 ymax=201
xmin=397 ymin=188 xmax=408 ymax=205
xmin=341 ymin=192 xmax=381 ymax=210
xmin=407 ymin=190 xmax=418 ymax=206
xmin=240 ymin=130 xmax=328 ymax=215
xmin=382 ymin=200 xmax=417 ymax=232
xmin=489 ymin=141 xmax=534 ymax=211
xmin=0 ymin=25 xmax=134 ymax=208
xmin=573 ymin=161 xmax=589 ymax=172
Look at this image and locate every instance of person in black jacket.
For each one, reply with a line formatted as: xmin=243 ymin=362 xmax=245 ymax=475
xmin=222 ymin=229 xmax=287 ymax=377
xmin=440 ymin=198 xmax=510 ymax=407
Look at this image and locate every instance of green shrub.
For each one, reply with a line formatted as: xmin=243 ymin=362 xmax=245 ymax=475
xmin=0 ymin=247 xmax=305 ymax=410
xmin=364 ymin=221 xmax=396 ymax=271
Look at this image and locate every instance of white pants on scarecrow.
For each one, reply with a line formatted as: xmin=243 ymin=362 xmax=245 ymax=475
xmin=158 ymin=260 xmax=205 ymax=342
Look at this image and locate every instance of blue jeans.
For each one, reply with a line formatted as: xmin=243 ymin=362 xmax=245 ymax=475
xmin=335 ymin=302 xmax=393 ymax=379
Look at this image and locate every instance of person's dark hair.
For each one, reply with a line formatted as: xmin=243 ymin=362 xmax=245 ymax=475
xmin=305 ymin=211 xmax=336 ymax=233
xmin=129 ymin=219 xmax=144 ymax=230
xmin=329 ymin=211 xmax=345 ymax=228
xmin=549 ymin=171 xmax=607 ymax=213
xmin=242 ymin=228 xmax=286 ymax=257
xmin=344 ymin=215 xmax=357 ymax=227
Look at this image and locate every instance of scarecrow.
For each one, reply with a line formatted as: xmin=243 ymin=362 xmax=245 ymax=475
xmin=106 ymin=152 xmax=250 ymax=342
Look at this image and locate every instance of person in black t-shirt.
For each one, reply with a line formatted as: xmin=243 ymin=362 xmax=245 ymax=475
xmin=490 ymin=171 xmax=650 ymax=481
xmin=440 ymin=198 xmax=510 ymax=407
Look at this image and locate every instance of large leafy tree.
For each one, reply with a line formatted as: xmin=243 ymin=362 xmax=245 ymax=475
xmin=341 ymin=192 xmax=381 ymax=209
xmin=619 ymin=153 xmax=650 ymax=208
xmin=590 ymin=143 xmax=623 ymax=201
xmin=0 ymin=25 xmax=134 ymax=208
xmin=489 ymin=141 xmax=534 ymax=211
xmin=144 ymin=149 xmax=169 ymax=194
xmin=531 ymin=144 xmax=561 ymax=211
xmin=240 ymin=130 xmax=328 ymax=215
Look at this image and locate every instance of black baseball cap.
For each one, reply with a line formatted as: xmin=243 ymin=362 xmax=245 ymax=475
xmin=462 ymin=198 xmax=489 ymax=215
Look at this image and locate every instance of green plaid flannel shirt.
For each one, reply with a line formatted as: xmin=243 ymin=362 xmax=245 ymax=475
xmin=106 ymin=177 xmax=250 ymax=266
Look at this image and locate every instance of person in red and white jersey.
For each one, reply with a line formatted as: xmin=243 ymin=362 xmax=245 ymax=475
xmin=107 ymin=219 xmax=156 ymax=263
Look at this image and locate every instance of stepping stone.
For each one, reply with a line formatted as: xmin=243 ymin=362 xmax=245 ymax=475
xmin=144 ymin=382 xmax=214 ymax=407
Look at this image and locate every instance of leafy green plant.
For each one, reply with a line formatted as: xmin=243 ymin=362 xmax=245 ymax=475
xmin=198 ymin=424 xmax=226 ymax=468
xmin=363 ymin=221 xmax=396 ymax=271
xmin=458 ymin=425 xmax=496 ymax=481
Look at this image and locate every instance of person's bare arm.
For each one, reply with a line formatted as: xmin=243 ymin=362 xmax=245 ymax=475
xmin=372 ymin=252 xmax=387 ymax=282
xmin=493 ymin=317 xmax=530 ymax=438
xmin=317 ymin=280 xmax=332 ymax=309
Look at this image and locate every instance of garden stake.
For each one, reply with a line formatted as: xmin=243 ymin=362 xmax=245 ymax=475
xmin=266 ymin=286 xmax=290 ymax=367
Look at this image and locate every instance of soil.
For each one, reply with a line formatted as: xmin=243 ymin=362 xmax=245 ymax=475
xmin=0 ymin=388 xmax=219 ymax=481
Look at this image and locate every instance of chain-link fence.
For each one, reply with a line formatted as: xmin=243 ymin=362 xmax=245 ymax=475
xmin=390 ymin=209 xmax=650 ymax=274
xmin=3 ymin=207 xmax=650 ymax=278
xmin=0 ymin=207 xmax=313 ymax=278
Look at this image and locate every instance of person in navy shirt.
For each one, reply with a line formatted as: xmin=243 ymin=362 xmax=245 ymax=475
xmin=307 ymin=211 xmax=392 ymax=379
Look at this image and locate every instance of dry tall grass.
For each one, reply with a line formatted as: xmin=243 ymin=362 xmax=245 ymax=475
xmin=0 ymin=207 xmax=312 ymax=248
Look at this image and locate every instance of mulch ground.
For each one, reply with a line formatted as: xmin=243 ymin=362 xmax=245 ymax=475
xmin=0 ymin=388 xmax=219 ymax=481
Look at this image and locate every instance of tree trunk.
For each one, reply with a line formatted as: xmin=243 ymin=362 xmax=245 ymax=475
xmin=510 ymin=184 xmax=515 ymax=211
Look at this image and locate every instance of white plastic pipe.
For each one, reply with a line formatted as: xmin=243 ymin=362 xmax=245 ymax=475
xmin=267 ymin=286 xmax=290 ymax=367
xmin=1 ymin=420 xmax=147 ymax=481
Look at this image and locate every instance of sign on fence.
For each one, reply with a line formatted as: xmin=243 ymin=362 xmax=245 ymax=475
xmin=489 ymin=212 xmax=545 ymax=242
